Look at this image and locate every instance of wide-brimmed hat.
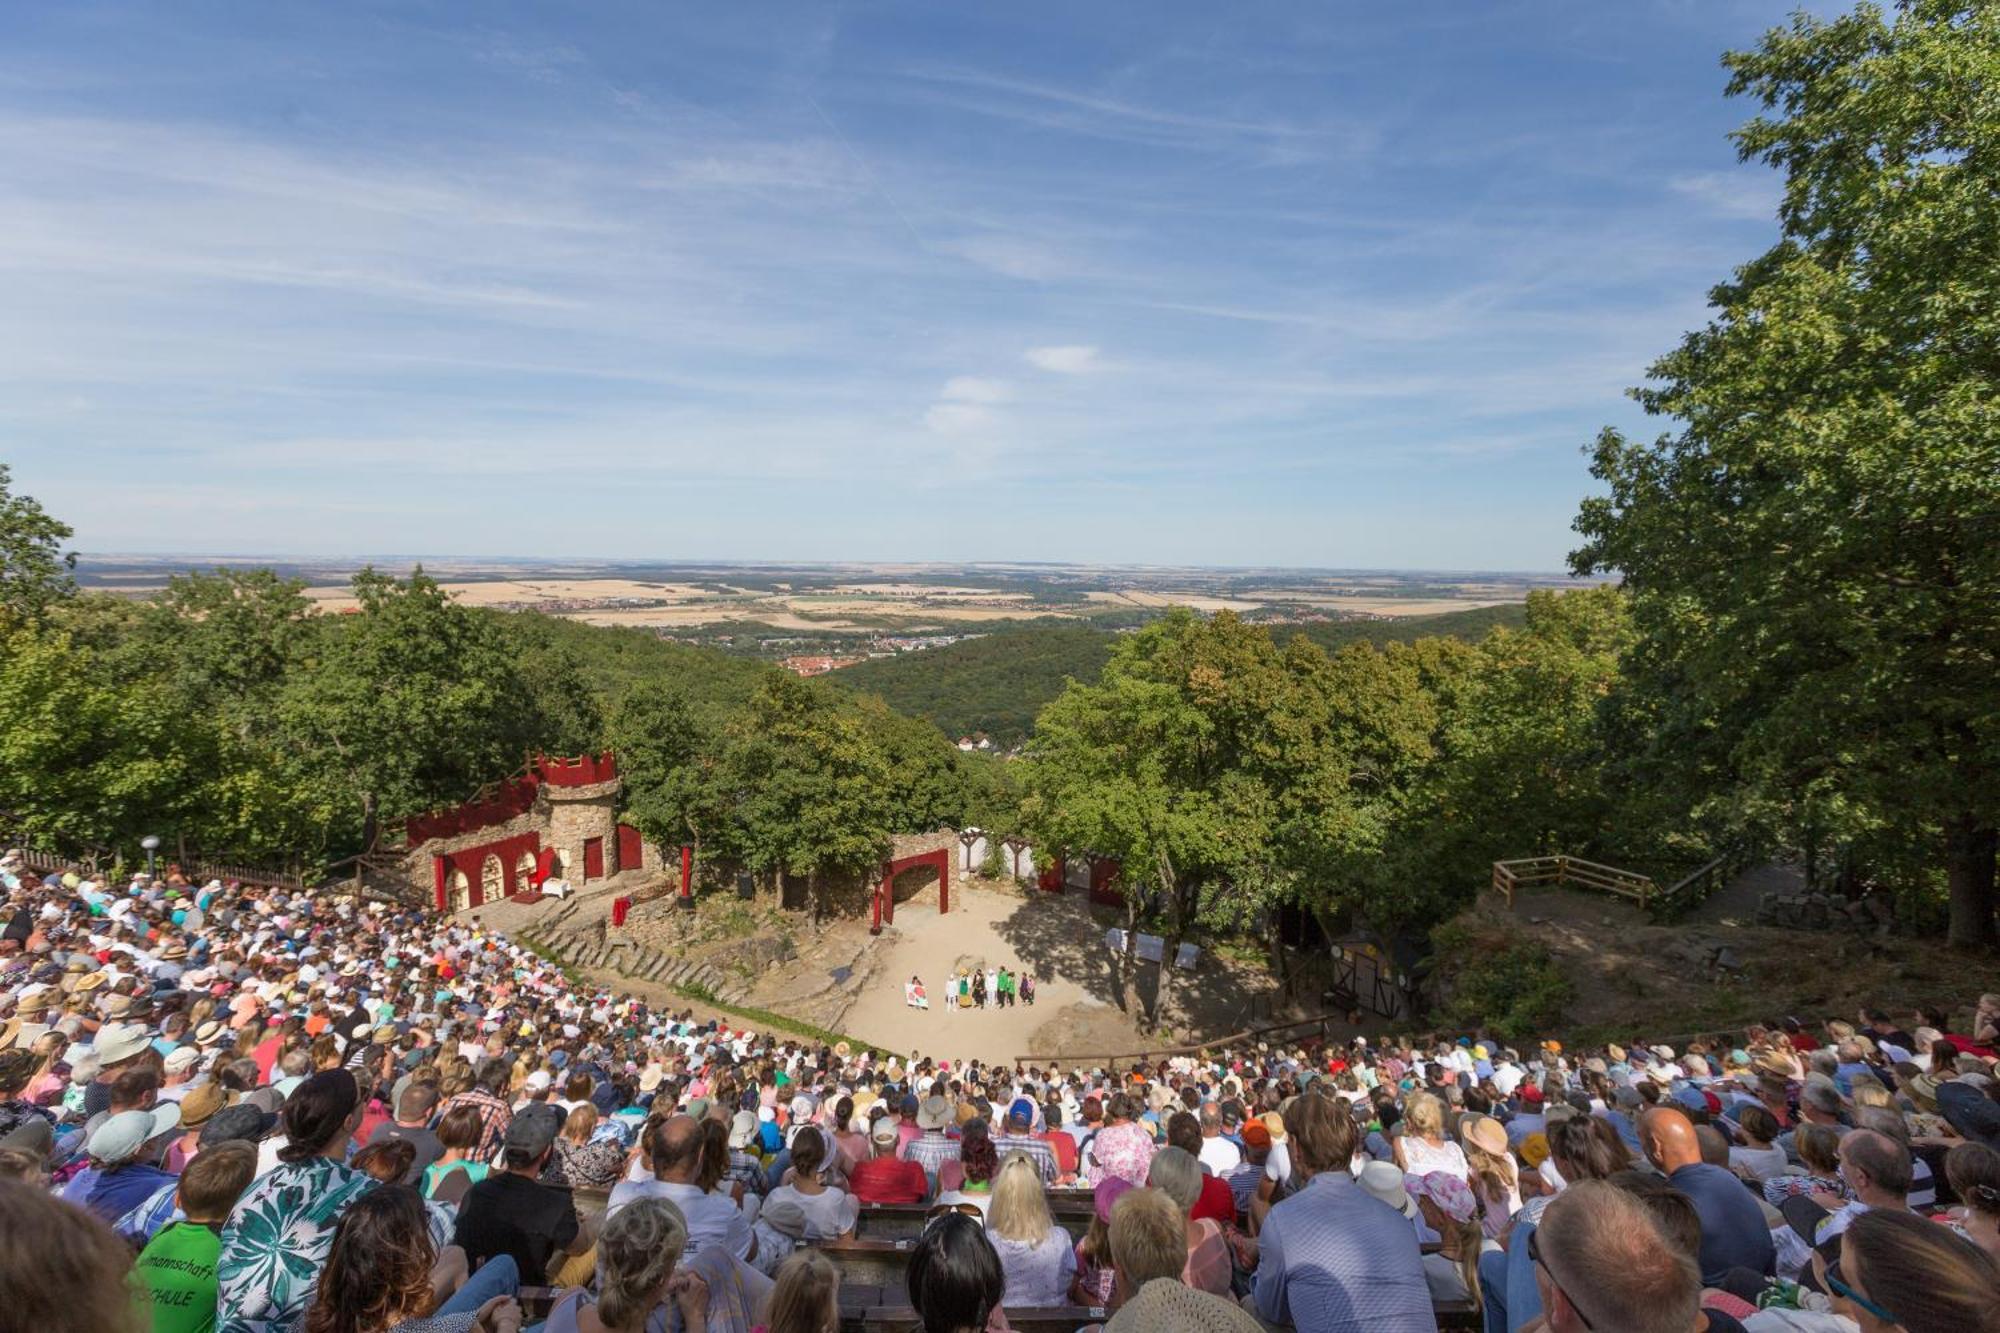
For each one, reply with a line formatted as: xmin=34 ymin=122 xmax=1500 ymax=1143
xmin=1460 ymin=1113 xmax=1508 ymax=1157
xmin=179 ymin=1080 xmax=228 ymax=1128
xmin=87 ymin=1104 xmax=183 ymax=1164
xmin=194 ymin=1020 xmax=228 ymax=1047
xmin=918 ymin=1095 xmax=952 ymax=1130
xmin=92 ymin=1022 xmax=153 ymax=1065
xmin=1358 ymin=1159 xmax=1415 ymax=1218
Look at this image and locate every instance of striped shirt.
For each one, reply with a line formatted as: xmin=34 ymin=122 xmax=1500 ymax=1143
xmin=903 ymin=1130 xmax=960 ymax=1195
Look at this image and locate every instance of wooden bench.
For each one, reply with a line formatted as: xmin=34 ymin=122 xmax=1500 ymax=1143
xmin=855 ymin=1198 xmax=1095 ymax=1243
xmin=818 ymin=1237 xmax=919 ymax=1289
xmin=847 ymin=1305 xmax=1106 ymax=1333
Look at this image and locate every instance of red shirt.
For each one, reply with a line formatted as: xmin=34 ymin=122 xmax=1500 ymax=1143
xmin=1192 ymin=1172 xmax=1236 ymax=1226
xmin=849 ymin=1154 xmax=929 ymax=1204
xmin=1038 ymin=1131 xmax=1079 ymax=1178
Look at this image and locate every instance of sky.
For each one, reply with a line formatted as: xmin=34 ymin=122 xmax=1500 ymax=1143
xmin=0 ymin=1 xmax=1813 ymax=570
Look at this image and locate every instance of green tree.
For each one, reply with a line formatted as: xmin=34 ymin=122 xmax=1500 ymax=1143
xmin=0 ymin=464 xmax=75 ymax=624
xmin=1021 ymin=611 xmax=1300 ymax=1024
xmin=1573 ymin=0 xmax=2000 ymax=944
xmin=610 ymin=680 xmax=729 ymax=865
xmin=273 ymin=568 xmax=553 ymax=853
xmin=721 ymin=672 xmax=894 ymax=928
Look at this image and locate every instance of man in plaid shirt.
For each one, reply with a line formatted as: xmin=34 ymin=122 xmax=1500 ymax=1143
xmin=438 ymin=1057 xmax=514 ymax=1163
xmin=724 ymin=1111 xmax=771 ymax=1198
xmin=993 ymin=1099 xmax=1060 ymax=1184
xmin=902 ymin=1095 xmax=961 ymax=1196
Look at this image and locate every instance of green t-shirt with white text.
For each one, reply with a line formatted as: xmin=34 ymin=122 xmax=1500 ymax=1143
xmin=136 ymin=1220 xmax=221 ymax=1333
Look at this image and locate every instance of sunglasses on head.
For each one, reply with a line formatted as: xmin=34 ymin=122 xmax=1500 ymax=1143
xmin=1824 ymin=1257 xmax=1897 ymax=1325
xmin=924 ymin=1202 xmax=984 ymax=1225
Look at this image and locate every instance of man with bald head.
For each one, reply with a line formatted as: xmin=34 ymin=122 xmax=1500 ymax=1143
xmin=1533 ymin=1181 xmax=1709 ymax=1333
xmin=1640 ymin=1105 xmax=1773 ymax=1284
xmin=607 ymin=1113 xmax=755 ymax=1261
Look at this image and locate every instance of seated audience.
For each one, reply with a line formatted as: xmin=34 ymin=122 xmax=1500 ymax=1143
xmin=984 ymin=1150 xmax=1076 ymax=1307
xmin=1103 ymin=1185 xmax=1263 ymax=1333
xmin=1253 ymin=1091 xmax=1432 ymax=1332
xmin=906 ymin=1211 xmax=1006 ymax=1333
xmin=304 ymin=1184 xmax=523 ymax=1333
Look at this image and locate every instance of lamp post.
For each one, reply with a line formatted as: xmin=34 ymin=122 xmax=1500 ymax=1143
xmin=140 ymin=834 xmax=160 ymax=880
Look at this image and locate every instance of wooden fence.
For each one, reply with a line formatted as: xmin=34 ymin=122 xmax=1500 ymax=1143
xmin=1491 ymin=854 xmax=1657 ymax=910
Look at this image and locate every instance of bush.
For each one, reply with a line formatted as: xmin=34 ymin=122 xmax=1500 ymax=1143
xmin=1430 ymin=920 xmax=1574 ymax=1040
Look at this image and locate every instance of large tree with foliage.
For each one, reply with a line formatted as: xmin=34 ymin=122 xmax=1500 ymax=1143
xmin=721 ymin=672 xmax=895 ymax=928
xmin=1573 ymin=1 xmax=2000 ymax=944
xmin=273 ymin=568 xmax=595 ymax=854
xmin=1023 ymin=611 xmax=1337 ymax=1023
xmin=0 ymin=464 xmax=75 ymax=625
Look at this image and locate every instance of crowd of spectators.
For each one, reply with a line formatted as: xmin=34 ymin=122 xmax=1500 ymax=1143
xmin=4 ymin=853 xmax=2000 ymax=1333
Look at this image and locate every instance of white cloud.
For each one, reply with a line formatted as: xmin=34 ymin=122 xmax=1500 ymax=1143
xmin=939 ymin=375 xmax=1012 ymax=404
xmin=923 ymin=401 xmax=997 ymax=434
xmin=1669 ymin=171 xmax=1781 ymax=221
xmin=1024 ymin=344 xmax=1100 ymax=374
xmin=940 ymin=234 xmax=1068 ymax=281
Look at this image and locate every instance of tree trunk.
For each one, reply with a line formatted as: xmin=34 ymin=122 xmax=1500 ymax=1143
xmin=360 ymin=791 xmax=379 ymax=854
xmin=1117 ymin=895 xmax=1142 ymax=1019
xmin=1945 ymin=813 xmax=1998 ymax=948
xmin=808 ymin=869 xmax=822 ymax=934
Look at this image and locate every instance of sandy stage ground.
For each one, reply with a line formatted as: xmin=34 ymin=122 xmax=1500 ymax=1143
xmin=833 ymin=882 xmax=1270 ymax=1066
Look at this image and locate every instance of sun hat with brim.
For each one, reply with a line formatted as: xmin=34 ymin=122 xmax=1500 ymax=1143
xmin=1460 ymin=1113 xmax=1508 ymax=1157
xmin=1905 ymin=1074 xmax=1941 ymax=1112
xmin=91 ymin=1022 xmax=154 ymax=1065
xmin=918 ymin=1096 xmax=952 ymax=1130
xmin=1261 ymin=1111 xmax=1288 ymax=1144
xmin=870 ymin=1117 xmax=900 ymax=1146
xmin=1358 ymin=1159 xmax=1415 ymax=1218
xmin=87 ymin=1104 xmax=183 ymax=1165
xmin=70 ymin=971 xmax=108 ymax=994
xmin=178 ymin=1081 xmax=228 ymax=1128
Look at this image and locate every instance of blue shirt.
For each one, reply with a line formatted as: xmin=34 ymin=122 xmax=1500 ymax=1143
xmin=1668 ymin=1162 xmax=1775 ymax=1284
xmin=1254 ymin=1172 xmax=1436 ymax=1332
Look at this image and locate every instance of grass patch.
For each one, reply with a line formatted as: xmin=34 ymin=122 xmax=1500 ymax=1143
xmin=665 ymin=984 xmax=891 ymax=1057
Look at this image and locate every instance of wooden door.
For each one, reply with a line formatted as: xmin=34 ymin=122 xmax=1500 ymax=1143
xmin=583 ymin=837 xmax=604 ymax=881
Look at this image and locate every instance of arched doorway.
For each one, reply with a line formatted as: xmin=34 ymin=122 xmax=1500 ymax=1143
xmin=481 ymin=854 xmax=504 ymax=906
xmin=448 ymin=869 xmax=471 ymax=914
xmin=515 ymin=850 xmax=537 ymax=891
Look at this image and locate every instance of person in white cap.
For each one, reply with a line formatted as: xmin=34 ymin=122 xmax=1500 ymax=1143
xmin=73 ymin=1103 xmax=183 ymax=1225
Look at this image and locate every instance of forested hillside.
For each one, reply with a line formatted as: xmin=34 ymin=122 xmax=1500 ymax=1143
xmin=838 ymin=606 xmax=1531 ymax=748
xmin=1286 ymin=601 xmax=1528 ymax=654
xmin=834 ymin=627 xmax=1114 ymax=747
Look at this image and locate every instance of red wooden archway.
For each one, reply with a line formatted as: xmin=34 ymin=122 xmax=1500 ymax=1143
xmin=872 ymin=848 xmax=950 ymax=931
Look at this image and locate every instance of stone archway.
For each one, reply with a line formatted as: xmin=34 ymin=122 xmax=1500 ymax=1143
xmin=481 ymin=854 xmax=504 ymax=906
xmin=515 ymin=849 xmax=537 ymax=890
xmin=448 ymin=869 xmax=472 ymax=914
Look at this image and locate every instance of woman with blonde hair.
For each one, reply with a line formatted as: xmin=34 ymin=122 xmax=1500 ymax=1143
xmin=547 ymin=1102 xmax=627 ymax=1192
xmin=984 ymin=1151 xmax=1076 ymax=1306
xmin=762 ymin=1250 xmax=840 ymax=1333
xmin=1394 ymin=1091 xmax=1469 ymax=1181
xmin=1458 ymin=1113 xmax=1518 ymax=1235
xmin=541 ymin=1195 xmax=711 ymax=1333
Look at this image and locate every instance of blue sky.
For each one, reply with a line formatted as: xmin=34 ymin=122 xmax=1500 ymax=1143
xmin=0 ymin=2 xmax=1810 ymax=570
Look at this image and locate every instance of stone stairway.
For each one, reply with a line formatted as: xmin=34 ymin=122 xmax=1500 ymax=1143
xmin=536 ymin=919 xmax=755 ymax=1007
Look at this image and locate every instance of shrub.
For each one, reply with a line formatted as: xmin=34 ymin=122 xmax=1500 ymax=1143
xmin=1430 ymin=920 xmax=1574 ymax=1040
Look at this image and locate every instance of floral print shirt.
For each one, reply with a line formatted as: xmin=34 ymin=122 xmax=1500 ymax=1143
xmin=216 ymin=1157 xmax=379 ymax=1333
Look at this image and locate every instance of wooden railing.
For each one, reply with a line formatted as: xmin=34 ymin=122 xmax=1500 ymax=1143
xmin=1649 ymin=846 xmax=1749 ymax=921
xmin=1492 ymin=854 xmax=1657 ymax=910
